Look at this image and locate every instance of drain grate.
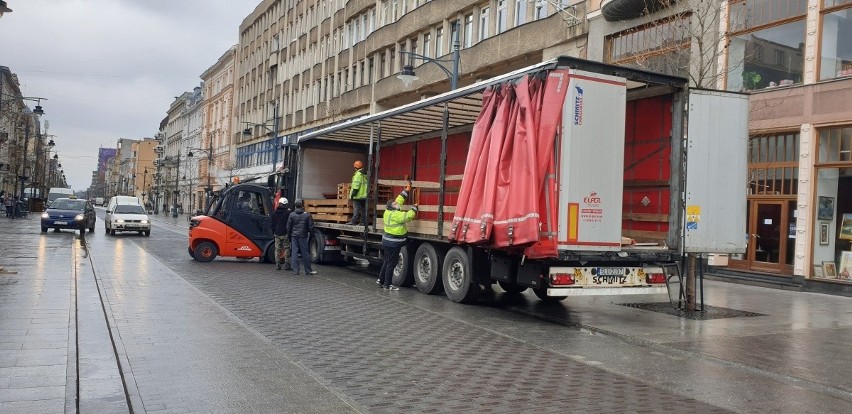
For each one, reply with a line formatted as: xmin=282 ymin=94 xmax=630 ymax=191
xmin=619 ymin=302 xmax=765 ymax=320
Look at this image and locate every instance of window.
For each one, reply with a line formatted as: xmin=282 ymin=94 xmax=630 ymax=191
xmin=497 ymin=0 xmax=508 ymax=33
xmin=726 ymin=0 xmax=807 ymax=91
xmin=605 ymin=15 xmax=692 ymax=78
xmin=464 ymin=14 xmax=474 ymax=48
xmin=436 ymin=27 xmax=444 ymax=56
xmin=423 ymin=32 xmax=432 ymax=58
xmin=819 ymin=5 xmax=852 ymax=80
xmin=480 ymin=7 xmax=490 ymax=40
xmin=818 ymin=126 xmax=852 ymax=164
xmin=515 ymin=0 xmax=527 ymax=26
xmin=748 ymin=133 xmax=800 ymax=196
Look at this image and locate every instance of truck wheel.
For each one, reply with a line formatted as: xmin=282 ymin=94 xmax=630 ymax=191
xmin=414 ymin=243 xmax=443 ymax=294
xmin=533 ymin=287 xmax=568 ymax=302
xmin=391 ymin=244 xmax=413 ymax=287
xmin=498 ymin=280 xmax=527 ymax=294
xmin=310 ymin=230 xmax=326 ymax=264
xmin=442 ymin=247 xmax=480 ymax=304
xmin=193 ymin=241 xmax=218 ymax=262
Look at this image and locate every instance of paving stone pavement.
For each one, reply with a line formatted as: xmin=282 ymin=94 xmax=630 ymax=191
xmin=139 ymin=227 xmax=732 ymax=414
xmin=0 ymin=218 xmax=75 ymax=413
xmin=84 ymin=227 xmax=363 ymax=413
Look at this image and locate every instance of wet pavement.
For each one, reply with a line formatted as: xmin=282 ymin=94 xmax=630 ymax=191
xmin=1 ymin=211 xmax=851 ymax=413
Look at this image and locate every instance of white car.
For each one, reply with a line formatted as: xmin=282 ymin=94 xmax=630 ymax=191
xmin=105 ymin=203 xmax=151 ymax=236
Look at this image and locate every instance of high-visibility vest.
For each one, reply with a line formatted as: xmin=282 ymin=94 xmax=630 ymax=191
xmin=383 ymin=191 xmax=416 ymax=237
xmin=350 ymin=169 xmax=368 ymax=200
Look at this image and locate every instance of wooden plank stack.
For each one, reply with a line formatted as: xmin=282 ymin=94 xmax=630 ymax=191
xmin=337 ymin=183 xmax=394 ymax=202
xmin=303 ymin=199 xmax=353 ymax=223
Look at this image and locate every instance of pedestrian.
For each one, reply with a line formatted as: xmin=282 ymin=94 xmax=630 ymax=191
xmin=3 ymin=194 xmax=12 ymax=217
xmin=4 ymin=195 xmax=13 ymax=218
xmin=271 ymin=197 xmax=292 ymax=271
xmin=287 ymin=199 xmax=317 ymax=275
xmin=346 ymin=160 xmax=368 ymax=226
xmin=378 ymin=183 xmax=418 ymax=290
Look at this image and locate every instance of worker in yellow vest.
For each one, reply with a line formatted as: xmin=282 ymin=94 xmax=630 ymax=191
xmin=378 ymin=183 xmax=417 ymax=290
xmin=347 ymin=160 xmax=368 ymax=225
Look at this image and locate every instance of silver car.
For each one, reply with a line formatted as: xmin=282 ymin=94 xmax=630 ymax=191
xmin=105 ymin=203 xmax=151 ymax=236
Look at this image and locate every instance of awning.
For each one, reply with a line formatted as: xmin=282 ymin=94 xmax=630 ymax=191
xmin=298 ymin=56 xmax=686 ymax=146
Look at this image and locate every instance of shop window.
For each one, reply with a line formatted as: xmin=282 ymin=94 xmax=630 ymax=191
xmin=819 ymin=6 xmax=852 ymax=80
xmin=726 ymin=0 xmax=807 ymax=91
xmin=818 ymin=126 xmax=852 ymax=163
xmin=747 ymin=133 xmax=800 ymax=195
xmin=605 ymin=15 xmax=691 ymax=78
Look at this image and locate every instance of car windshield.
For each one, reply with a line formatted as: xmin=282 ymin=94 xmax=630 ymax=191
xmin=114 ymin=205 xmax=146 ymax=214
xmin=50 ymin=200 xmax=86 ymax=210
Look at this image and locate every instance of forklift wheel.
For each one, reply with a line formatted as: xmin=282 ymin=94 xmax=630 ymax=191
xmin=193 ymin=241 xmax=218 ymax=262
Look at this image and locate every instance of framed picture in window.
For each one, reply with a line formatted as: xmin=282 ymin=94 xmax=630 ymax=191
xmin=820 ymin=222 xmax=830 ymax=245
xmin=817 ymin=196 xmax=834 ymax=220
xmin=840 ymin=252 xmax=852 ymax=280
xmin=840 ymin=214 xmax=852 ymax=241
xmin=813 ymin=264 xmax=825 ymax=278
xmin=822 ymin=261 xmax=837 ymax=278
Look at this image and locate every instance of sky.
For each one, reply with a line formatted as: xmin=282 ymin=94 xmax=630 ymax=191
xmin=0 ymin=0 xmax=260 ymax=191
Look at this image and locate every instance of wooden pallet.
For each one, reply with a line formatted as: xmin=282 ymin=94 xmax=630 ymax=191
xmin=376 ymin=218 xmax=451 ymax=237
xmin=337 ymin=183 xmax=393 ymax=200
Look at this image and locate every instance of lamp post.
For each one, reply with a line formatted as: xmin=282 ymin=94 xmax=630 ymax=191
xmin=0 ymin=1 xmax=12 ymax=19
xmin=172 ymin=151 xmax=181 ymax=217
xmin=142 ymin=167 xmax=148 ymax=210
xmin=396 ymin=20 xmax=460 ymax=236
xmin=242 ymin=102 xmax=280 ymax=173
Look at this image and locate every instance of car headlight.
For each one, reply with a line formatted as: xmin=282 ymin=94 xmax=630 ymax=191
xmin=140 ymin=220 xmax=149 ymax=224
xmin=75 ymin=214 xmax=84 ymax=221
xmin=41 ymin=212 xmax=49 ymax=219
xmin=115 ymin=219 xmax=125 ymax=223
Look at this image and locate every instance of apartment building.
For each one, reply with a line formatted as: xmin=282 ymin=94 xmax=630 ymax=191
xmin=200 ymin=46 xmax=238 ymax=209
xmin=232 ymin=0 xmax=587 ymax=177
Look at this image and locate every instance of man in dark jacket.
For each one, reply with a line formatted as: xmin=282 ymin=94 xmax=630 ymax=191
xmin=270 ymin=197 xmax=292 ymax=270
xmin=286 ymin=199 xmax=317 ymax=275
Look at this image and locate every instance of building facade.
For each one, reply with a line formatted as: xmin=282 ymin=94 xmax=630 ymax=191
xmin=232 ymin=0 xmax=588 ymax=177
xmin=200 ymin=46 xmax=238 ymax=210
xmin=720 ymin=0 xmax=852 ymax=283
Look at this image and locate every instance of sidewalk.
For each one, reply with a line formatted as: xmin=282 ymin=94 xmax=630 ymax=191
xmin=0 ymin=215 xmax=361 ymax=413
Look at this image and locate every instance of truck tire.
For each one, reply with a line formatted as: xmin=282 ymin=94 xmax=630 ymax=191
xmin=310 ymin=230 xmax=326 ymax=264
xmin=533 ymin=287 xmax=568 ymax=302
xmin=391 ymin=244 xmax=413 ymax=287
xmin=193 ymin=241 xmax=218 ymax=263
xmin=498 ymin=280 xmax=527 ymax=294
xmin=414 ymin=243 xmax=443 ymax=294
xmin=442 ymin=247 xmax=480 ymax=304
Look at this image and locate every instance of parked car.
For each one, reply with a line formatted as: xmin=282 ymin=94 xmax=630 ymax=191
xmin=105 ymin=203 xmax=151 ymax=236
xmin=41 ymin=197 xmax=95 ymax=233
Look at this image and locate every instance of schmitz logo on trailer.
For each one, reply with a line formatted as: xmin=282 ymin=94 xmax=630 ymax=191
xmin=573 ymin=85 xmax=584 ymax=125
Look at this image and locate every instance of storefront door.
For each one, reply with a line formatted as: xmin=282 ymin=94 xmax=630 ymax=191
xmin=738 ymin=199 xmax=796 ymax=273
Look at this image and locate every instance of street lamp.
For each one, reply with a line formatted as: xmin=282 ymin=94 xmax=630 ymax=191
xmin=397 ymin=20 xmax=460 ymax=91
xmin=142 ymin=167 xmax=148 ymax=210
xmin=187 ymin=133 xmax=214 ymax=212
xmin=0 ymin=1 xmax=12 ymax=19
xmin=242 ymin=102 xmax=280 ymax=173
xmin=396 ymin=20 xmax=460 ymax=236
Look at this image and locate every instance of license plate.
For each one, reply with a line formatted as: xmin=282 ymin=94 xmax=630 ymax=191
xmin=324 ymin=246 xmax=341 ymax=251
xmin=591 ymin=274 xmax=628 ymax=285
xmin=55 ymin=221 xmax=67 ymax=225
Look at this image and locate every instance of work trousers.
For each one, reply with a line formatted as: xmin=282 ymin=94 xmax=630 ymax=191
xmin=274 ymin=234 xmax=291 ymax=268
xmin=379 ymin=238 xmax=406 ymax=287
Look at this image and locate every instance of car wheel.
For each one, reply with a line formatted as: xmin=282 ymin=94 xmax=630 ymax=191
xmin=110 ymin=229 xmax=116 ymax=236
xmin=104 ymin=224 xmax=109 ymax=235
xmin=41 ymin=226 xmax=47 ymax=233
xmin=144 ymin=231 xmax=150 ymax=237
xmin=193 ymin=241 xmax=218 ymax=262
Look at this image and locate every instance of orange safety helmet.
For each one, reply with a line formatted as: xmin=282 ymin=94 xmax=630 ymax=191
xmin=353 ymin=160 xmax=363 ymax=169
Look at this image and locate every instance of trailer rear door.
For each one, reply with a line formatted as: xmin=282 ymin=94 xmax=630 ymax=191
xmin=684 ymin=89 xmax=748 ymax=253
xmin=557 ymin=70 xmax=627 ymax=251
